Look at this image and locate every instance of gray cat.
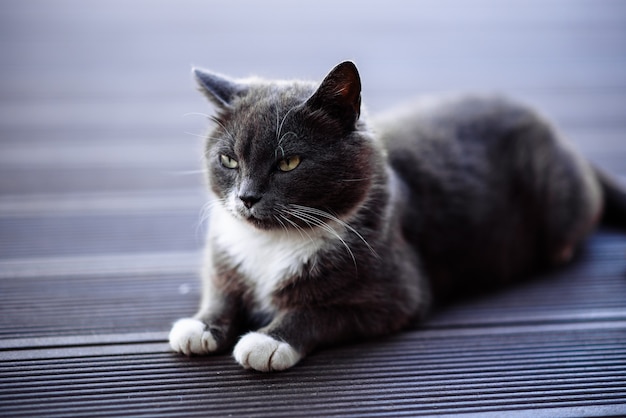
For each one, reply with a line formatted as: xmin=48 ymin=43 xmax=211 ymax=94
xmin=169 ymin=61 xmax=626 ymax=371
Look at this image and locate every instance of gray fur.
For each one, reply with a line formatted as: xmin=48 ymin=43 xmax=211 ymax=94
xmin=169 ymin=61 xmax=626 ymax=371
xmin=375 ymin=94 xmax=605 ymax=299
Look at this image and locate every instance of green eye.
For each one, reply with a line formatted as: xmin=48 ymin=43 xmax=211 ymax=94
xmin=219 ymin=154 xmax=238 ymax=169
xmin=278 ymin=155 xmax=301 ymax=172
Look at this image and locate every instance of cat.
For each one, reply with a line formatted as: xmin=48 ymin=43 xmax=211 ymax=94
xmin=169 ymin=61 xmax=626 ymax=372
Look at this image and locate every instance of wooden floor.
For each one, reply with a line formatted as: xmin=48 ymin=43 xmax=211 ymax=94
xmin=1 ymin=1 xmax=626 ymax=416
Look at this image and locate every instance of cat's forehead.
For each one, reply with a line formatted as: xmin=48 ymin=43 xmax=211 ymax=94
xmin=236 ymin=82 xmax=313 ymax=116
xmin=210 ymin=83 xmax=312 ymax=158
xmin=224 ymin=84 xmax=312 ymax=141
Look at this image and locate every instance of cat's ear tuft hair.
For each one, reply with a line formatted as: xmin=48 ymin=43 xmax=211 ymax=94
xmin=306 ymin=61 xmax=362 ymax=129
xmin=193 ymin=67 xmax=248 ymax=108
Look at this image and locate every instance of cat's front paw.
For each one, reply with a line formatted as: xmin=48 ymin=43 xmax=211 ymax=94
xmin=169 ymin=318 xmax=217 ymax=355
xmin=233 ymin=332 xmax=302 ymax=372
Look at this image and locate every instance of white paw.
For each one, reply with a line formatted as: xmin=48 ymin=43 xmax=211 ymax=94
xmin=233 ymin=332 xmax=301 ymax=372
xmin=168 ymin=318 xmax=217 ymax=355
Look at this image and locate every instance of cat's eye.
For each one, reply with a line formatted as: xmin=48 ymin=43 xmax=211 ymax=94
xmin=278 ymin=156 xmax=301 ymax=172
xmin=219 ymin=154 xmax=239 ymax=169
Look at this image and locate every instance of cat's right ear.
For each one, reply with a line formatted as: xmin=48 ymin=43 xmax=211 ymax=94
xmin=305 ymin=61 xmax=362 ymax=130
xmin=193 ymin=68 xmax=247 ymax=109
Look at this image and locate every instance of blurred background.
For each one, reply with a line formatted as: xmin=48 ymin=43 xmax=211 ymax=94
xmin=0 ymin=0 xmax=625 ymax=334
xmin=2 ymin=1 xmax=625 ymax=196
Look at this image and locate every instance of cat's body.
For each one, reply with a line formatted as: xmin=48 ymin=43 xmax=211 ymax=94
xmin=169 ymin=61 xmax=626 ymax=371
xmin=378 ymin=95 xmax=606 ymax=300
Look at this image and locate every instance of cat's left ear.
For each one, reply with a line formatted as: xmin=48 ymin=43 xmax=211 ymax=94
xmin=306 ymin=61 xmax=362 ymax=129
xmin=193 ymin=67 xmax=248 ymax=109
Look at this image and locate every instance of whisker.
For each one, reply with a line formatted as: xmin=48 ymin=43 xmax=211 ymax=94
xmin=275 ymin=145 xmax=286 ymax=160
xmin=183 ymin=112 xmax=211 ymax=118
xmin=337 ymin=178 xmax=372 ymax=183
xmin=197 ymin=198 xmax=226 ymax=232
xmin=286 ymin=207 xmax=357 ymax=268
xmin=195 ymin=197 xmax=229 ymax=241
xmin=165 ymin=169 xmax=207 ymax=176
xmin=273 ymin=214 xmax=289 ymax=234
xmin=203 ymin=135 xmax=226 ymax=142
xmin=290 ymin=204 xmax=379 ymax=259
xmin=277 ymin=207 xmax=315 ymax=244
xmin=279 ymin=213 xmax=305 ymax=241
xmin=208 ymin=115 xmax=237 ymax=144
xmin=184 ymin=131 xmax=208 ymax=139
xmin=276 ymin=209 xmax=319 ymax=273
xmin=276 ymin=105 xmax=299 ymax=142
xmin=275 ymin=105 xmax=281 ymax=140
xmin=278 ymin=131 xmax=298 ymax=145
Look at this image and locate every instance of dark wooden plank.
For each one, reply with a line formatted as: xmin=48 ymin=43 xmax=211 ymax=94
xmin=0 ymin=212 xmax=202 ymax=259
xmin=1 ymin=327 xmax=625 ymax=417
xmin=0 ymin=271 xmax=198 ymax=339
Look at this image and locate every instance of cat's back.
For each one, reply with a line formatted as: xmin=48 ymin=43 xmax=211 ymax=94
xmin=372 ymin=95 xmax=561 ymax=207
xmin=372 ymin=95 xmax=582 ymax=300
xmin=373 ymin=95 xmax=545 ymax=159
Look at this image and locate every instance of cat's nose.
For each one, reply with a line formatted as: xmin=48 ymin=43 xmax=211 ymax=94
xmin=239 ymin=194 xmax=261 ymax=209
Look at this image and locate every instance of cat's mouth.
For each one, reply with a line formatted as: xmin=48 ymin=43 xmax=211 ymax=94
xmin=241 ymin=211 xmax=260 ymax=223
xmin=244 ymin=214 xmax=277 ymax=230
xmin=234 ymin=207 xmax=277 ymax=231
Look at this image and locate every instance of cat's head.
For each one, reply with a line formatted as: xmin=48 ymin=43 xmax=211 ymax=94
xmin=195 ymin=61 xmax=383 ymax=231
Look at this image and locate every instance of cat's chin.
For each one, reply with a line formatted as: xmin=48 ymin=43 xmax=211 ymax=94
xmin=244 ymin=216 xmax=277 ymax=231
xmin=234 ymin=211 xmax=278 ymax=231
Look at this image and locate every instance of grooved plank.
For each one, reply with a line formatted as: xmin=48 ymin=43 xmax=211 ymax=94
xmin=0 ymin=272 xmax=198 ymax=339
xmin=1 ymin=327 xmax=625 ymax=417
xmin=0 ymin=212 xmax=203 ymax=259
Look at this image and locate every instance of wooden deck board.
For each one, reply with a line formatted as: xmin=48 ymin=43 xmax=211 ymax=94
xmin=1 ymin=0 xmax=626 ymax=416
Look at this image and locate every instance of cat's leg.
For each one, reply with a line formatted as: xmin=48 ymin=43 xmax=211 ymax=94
xmin=168 ymin=295 xmax=240 ymax=355
xmin=233 ymin=330 xmax=302 ymax=372
xmin=169 ymin=317 xmax=218 ymax=355
xmin=232 ymin=307 xmax=408 ymax=372
xmin=169 ymin=260 xmax=242 ymax=356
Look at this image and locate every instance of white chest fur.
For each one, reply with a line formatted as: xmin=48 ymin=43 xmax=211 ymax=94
xmin=209 ymin=204 xmax=328 ymax=311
